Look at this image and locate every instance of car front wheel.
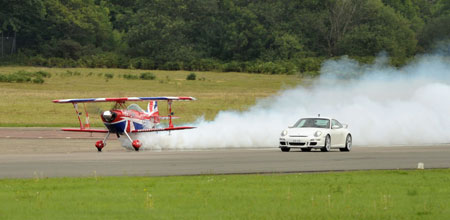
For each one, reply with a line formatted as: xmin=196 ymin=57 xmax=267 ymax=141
xmin=340 ymin=134 xmax=352 ymax=152
xmin=321 ymin=135 xmax=331 ymax=152
xmin=280 ymin=147 xmax=290 ymax=152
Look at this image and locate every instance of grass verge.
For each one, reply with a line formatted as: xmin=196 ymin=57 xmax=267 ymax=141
xmin=0 ymin=169 xmax=449 ymax=219
xmin=0 ymin=66 xmax=302 ymax=127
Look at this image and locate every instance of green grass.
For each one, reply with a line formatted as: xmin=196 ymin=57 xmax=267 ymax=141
xmin=0 ymin=169 xmax=449 ymax=219
xmin=0 ymin=66 xmax=302 ymax=127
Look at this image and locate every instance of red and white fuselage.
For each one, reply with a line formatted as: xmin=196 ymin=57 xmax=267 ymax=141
xmin=101 ymin=102 xmax=160 ymax=134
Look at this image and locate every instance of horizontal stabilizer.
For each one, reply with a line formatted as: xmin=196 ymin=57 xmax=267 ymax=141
xmin=62 ymin=128 xmax=109 ymax=133
xmin=132 ymin=126 xmax=196 ymax=133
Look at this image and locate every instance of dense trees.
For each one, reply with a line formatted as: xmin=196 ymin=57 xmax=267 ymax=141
xmin=418 ymin=0 xmax=450 ymax=51
xmin=0 ymin=0 xmax=448 ymax=72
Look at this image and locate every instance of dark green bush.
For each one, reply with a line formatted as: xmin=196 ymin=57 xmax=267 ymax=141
xmin=47 ymin=57 xmax=67 ymax=67
xmin=90 ymin=54 xmax=113 ymax=68
xmin=390 ymin=57 xmax=412 ymax=67
xmin=78 ymin=53 xmax=129 ymax=68
xmin=295 ymin=57 xmax=324 ymax=73
xmin=32 ymin=77 xmax=45 ymax=84
xmin=245 ymin=61 xmax=277 ymax=74
xmin=351 ymin=56 xmax=376 ymax=64
xmin=159 ymin=61 xmax=183 ymax=70
xmin=129 ymin=58 xmax=156 ymax=70
xmin=186 ymin=59 xmax=222 ymax=71
xmin=63 ymin=70 xmax=81 ymax=77
xmin=186 ymin=73 xmax=196 ymax=80
xmin=0 ymin=70 xmax=47 ymax=84
xmin=140 ymin=72 xmax=156 ymax=80
xmin=28 ymin=55 xmax=48 ymax=66
xmin=77 ymin=56 xmax=92 ymax=68
xmin=105 ymin=73 xmax=114 ymax=79
xmin=223 ymin=61 xmax=243 ymax=72
xmin=129 ymin=58 xmax=141 ymax=69
xmin=140 ymin=58 xmax=156 ymax=70
xmin=282 ymin=61 xmax=298 ymax=75
xmin=123 ymin=74 xmax=139 ymax=80
xmin=35 ymin=71 xmax=51 ymax=78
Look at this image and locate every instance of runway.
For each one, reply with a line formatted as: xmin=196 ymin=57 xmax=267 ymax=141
xmin=0 ymin=128 xmax=449 ymax=178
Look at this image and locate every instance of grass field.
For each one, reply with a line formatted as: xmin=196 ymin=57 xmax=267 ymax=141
xmin=0 ymin=66 xmax=302 ymax=127
xmin=0 ymin=169 xmax=448 ymax=219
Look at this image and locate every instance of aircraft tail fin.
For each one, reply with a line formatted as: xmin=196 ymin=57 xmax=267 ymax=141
xmin=147 ymin=101 xmax=159 ymax=116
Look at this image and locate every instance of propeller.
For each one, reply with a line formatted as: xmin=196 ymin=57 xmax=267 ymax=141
xmin=86 ymin=102 xmax=118 ymax=115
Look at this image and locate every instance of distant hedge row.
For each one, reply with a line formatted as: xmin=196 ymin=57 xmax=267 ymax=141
xmin=0 ymin=54 xmax=411 ymax=76
xmin=0 ymin=70 xmax=51 ymax=84
xmin=1 ymin=54 xmax=324 ymax=75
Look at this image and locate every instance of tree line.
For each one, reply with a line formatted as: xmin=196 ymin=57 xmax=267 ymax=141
xmin=1 ymin=0 xmax=449 ymax=74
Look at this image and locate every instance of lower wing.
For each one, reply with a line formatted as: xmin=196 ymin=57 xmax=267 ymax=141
xmin=132 ymin=126 xmax=195 ymax=133
xmin=62 ymin=128 xmax=109 ymax=133
xmin=61 ymin=127 xmax=195 ymax=133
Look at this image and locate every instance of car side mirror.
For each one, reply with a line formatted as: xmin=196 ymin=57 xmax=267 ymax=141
xmin=343 ymin=124 xmax=348 ymax=129
xmin=332 ymin=125 xmax=340 ymax=129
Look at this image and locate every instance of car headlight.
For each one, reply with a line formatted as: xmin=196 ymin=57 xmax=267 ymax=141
xmin=281 ymin=130 xmax=288 ymax=137
xmin=314 ymin=131 xmax=322 ymax=137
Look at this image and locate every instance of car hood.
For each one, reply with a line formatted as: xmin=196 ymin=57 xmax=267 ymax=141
xmin=286 ymin=128 xmax=328 ymax=136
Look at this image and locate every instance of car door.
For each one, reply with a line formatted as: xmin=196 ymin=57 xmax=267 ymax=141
xmin=330 ymin=119 xmax=345 ymax=147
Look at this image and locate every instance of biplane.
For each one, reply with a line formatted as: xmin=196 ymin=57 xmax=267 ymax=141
xmin=53 ymin=97 xmax=196 ymax=151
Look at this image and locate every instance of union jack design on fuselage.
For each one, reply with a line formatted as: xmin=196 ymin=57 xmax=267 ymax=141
xmin=101 ymin=101 xmax=160 ymax=133
xmin=53 ymin=97 xmax=196 ymax=151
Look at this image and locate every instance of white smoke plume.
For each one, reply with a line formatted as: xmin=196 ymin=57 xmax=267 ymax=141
xmin=139 ymin=51 xmax=450 ymax=149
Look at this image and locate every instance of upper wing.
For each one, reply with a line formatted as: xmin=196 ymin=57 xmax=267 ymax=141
xmin=53 ymin=97 xmax=196 ymax=103
xmin=132 ymin=126 xmax=195 ymax=133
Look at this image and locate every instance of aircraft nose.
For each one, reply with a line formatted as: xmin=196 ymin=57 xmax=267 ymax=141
xmin=102 ymin=111 xmax=115 ymax=122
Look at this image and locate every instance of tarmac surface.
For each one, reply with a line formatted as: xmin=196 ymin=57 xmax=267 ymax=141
xmin=0 ymin=128 xmax=449 ymax=178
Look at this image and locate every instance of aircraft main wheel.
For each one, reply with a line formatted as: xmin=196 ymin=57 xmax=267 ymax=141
xmin=95 ymin=140 xmax=105 ymax=152
xmin=321 ymin=135 xmax=331 ymax=152
xmin=280 ymin=147 xmax=290 ymax=152
xmin=340 ymin=135 xmax=352 ymax=152
xmin=132 ymin=140 xmax=142 ymax=151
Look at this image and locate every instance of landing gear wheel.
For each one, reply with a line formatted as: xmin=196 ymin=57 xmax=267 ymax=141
xmin=95 ymin=140 xmax=105 ymax=152
xmin=301 ymin=148 xmax=312 ymax=152
xmin=340 ymin=134 xmax=352 ymax=152
xmin=132 ymin=140 xmax=142 ymax=151
xmin=321 ymin=135 xmax=331 ymax=152
xmin=280 ymin=147 xmax=290 ymax=152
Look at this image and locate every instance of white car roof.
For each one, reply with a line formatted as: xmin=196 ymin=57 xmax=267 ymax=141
xmin=300 ymin=117 xmax=333 ymax=120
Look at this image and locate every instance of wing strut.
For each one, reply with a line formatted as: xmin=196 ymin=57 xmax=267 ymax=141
xmin=83 ymin=103 xmax=90 ymax=129
xmin=72 ymin=102 xmax=91 ymax=129
xmin=73 ymin=103 xmax=84 ymax=129
xmin=168 ymin=100 xmax=174 ymax=128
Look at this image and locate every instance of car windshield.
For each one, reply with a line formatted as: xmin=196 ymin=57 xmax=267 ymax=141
xmin=293 ymin=118 xmax=330 ymax=129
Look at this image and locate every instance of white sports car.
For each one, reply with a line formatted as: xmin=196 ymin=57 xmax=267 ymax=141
xmin=279 ymin=117 xmax=352 ymax=152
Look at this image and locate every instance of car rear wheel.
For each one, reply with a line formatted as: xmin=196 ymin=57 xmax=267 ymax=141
xmin=340 ymin=134 xmax=352 ymax=152
xmin=280 ymin=147 xmax=290 ymax=152
xmin=301 ymin=148 xmax=312 ymax=152
xmin=321 ymin=135 xmax=331 ymax=152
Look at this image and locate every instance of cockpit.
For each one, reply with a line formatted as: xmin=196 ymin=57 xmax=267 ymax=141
xmin=127 ymin=104 xmax=145 ymax=112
